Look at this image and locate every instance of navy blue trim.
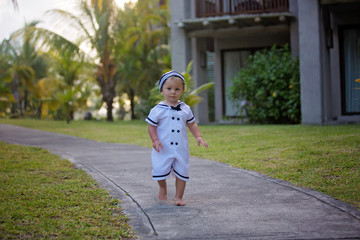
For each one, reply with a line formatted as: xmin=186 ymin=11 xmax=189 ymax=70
xmin=158 ymin=104 xmax=168 ymax=107
xmin=146 ymin=117 xmax=158 ymax=125
xmin=171 ymin=104 xmax=182 ymax=111
xmin=186 ymin=116 xmax=195 ymax=122
xmin=153 ymin=170 xmax=171 ymax=179
xmin=159 ymin=70 xmax=185 ymax=91
xmin=173 ymin=168 xmax=189 ymax=179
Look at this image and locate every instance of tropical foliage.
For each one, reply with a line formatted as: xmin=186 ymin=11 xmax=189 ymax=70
xmin=46 ymin=0 xmax=118 ymax=121
xmin=113 ymin=0 xmax=170 ymax=119
xmin=0 ymin=21 xmax=47 ymax=118
xmin=0 ymin=0 xmax=177 ymax=122
xmin=147 ymin=61 xmax=214 ymax=116
xmin=0 ymin=19 xmax=89 ymax=122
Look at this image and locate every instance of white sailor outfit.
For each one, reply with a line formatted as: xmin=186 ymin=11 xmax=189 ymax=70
xmin=146 ymin=101 xmax=196 ymax=182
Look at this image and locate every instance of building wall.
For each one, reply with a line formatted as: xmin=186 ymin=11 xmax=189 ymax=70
xmin=298 ymin=0 xmax=324 ymax=124
xmin=214 ymin=27 xmax=290 ymax=122
xmin=327 ymin=6 xmax=360 ymax=123
xmin=170 ymin=0 xmax=191 ymax=73
xmin=169 ymin=0 xmax=360 ymax=125
xmin=289 ymin=0 xmax=299 ymax=57
xmin=191 ymin=37 xmax=209 ymax=123
xmin=329 ymin=12 xmax=342 ymax=121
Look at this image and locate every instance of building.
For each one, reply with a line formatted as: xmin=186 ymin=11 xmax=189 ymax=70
xmin=170 ymin=0 xmax=360 ymax=124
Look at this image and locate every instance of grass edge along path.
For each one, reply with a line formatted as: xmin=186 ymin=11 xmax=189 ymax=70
xmin=0 ymin=141 xmax=136 ymax=239
xmin=0 ymin=119 xmax=359 ymax=209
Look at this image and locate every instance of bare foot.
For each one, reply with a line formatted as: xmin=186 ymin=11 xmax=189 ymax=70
xmin=175 ymin=177 xmax=186 ymax=206
xmin=158 ymin=180 xmax=167 ymax=200
xmin=175 ymin=198 xmax=186 ymax=206
xmin=158 ymin=188 xmax=167 ymax=200
xmin=158 ymin=194 xmax=167 ymax=201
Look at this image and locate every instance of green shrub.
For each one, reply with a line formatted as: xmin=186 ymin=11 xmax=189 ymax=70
xmin=228 ymin=45 xmax=301 ymax=124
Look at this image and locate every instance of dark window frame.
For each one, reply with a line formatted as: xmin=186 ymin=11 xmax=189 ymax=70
xmin=339 ymin=25 xmax=360 ymax=115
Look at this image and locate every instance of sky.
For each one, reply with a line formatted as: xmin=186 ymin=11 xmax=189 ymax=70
xmin=0 ymin=0 xmax=76 ymax=41
xmin=0 ymin=0 xmax=132 ymax=42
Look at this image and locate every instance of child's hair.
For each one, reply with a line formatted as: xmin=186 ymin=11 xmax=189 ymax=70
xmin=166 ymin=76 xmax=185 ymax=90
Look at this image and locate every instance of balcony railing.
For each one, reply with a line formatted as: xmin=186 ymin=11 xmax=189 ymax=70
xmin=196 ymin=0 xmax=289 ymax=17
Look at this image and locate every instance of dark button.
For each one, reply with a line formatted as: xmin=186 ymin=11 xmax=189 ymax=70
xmin=177 ymin=130 xmax=180 ymax=133
xmin=177 ymin=118 xmax=180 ymax=121
xmin=175 ymin=142 xmax=178 ymax=145
xmin=172 ymin=129 xmax=175 ymax=132
xmin=171 ymin=142 xmax=174 ymax=145
xmin=172 ymin=117 xmax=175 ymax=120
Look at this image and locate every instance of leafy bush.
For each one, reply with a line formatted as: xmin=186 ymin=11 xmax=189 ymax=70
xmin=228 ymin=45 xmax=301 ymax=124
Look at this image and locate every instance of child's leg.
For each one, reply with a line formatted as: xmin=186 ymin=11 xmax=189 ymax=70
xmin=175 ymin=177 xmax=186 ymax=206
xmin=157 ymin=180 xmax=167 ymax=200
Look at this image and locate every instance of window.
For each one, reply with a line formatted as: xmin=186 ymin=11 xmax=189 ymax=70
xmin=341 ymin=27 xmax=360 ymax=114
xmin=222 ymin=49 xmax=253 ymax=117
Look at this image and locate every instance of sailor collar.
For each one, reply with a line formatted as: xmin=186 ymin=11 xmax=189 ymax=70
xmin=157 ymin=101 xmax=183 ymax=111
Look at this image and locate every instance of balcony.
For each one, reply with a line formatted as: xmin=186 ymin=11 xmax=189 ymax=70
xmin=196 ymin=0 xmax=289 ymax=17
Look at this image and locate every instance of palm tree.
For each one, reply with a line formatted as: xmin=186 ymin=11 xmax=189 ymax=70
xmin=47 ymin=0 xmax=117 ymax=121
xmin=148 ymin=61 xmax=214 ymax=109
xmin=48 ymin=46 xmax=90 ymax=122
xmin=0 ymin=40 xmax=15 ymax=115
xmin=0 ymin=22 xmax=46 ymax=116
xmin=30 ymin=25 xmax=92 ymax=122
xmin=113 ymin=0 xmax=170 ymax=119
xmin=1 ymin=19 xmax=83 ymax=119
xmin=0 ymin=40 xmax=34 ymax=116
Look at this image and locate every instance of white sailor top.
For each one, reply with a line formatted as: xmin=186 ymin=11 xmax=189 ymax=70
xmin=145 ymin=101 xmax=196 ymax=181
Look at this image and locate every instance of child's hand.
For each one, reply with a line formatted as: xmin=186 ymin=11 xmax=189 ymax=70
xmin=196 ymin=137 xmax=208 ymax=148
xmin=153 ymin=139 xmax=163 ymax=152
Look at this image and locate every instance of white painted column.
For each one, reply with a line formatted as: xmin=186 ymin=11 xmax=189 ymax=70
xmin=298 ymin=0 xmax=324 ymax=124
xmin=170 ymin=0 xmax=191 ymax=73
xmin=191 ymin=38 xmax=209 ymax=124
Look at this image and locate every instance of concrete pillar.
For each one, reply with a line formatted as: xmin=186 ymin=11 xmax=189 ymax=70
xmin=191 ymin=38 xmax=209 ymax=124
xmin=289 ymin=0 xmax=299 ymax=57
xmin=170 ymin=0 xmax=191 ymax=73
xmin=214 ymin=39 xmax=223 ymax=122
xmin=298 ymin=0 xmax=323 ymax=124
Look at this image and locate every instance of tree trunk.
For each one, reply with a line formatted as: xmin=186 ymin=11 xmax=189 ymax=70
xmin=128 ymin=88 xmax=136 ymax=120
xmin=96 ymin=63 xmax=116 ymax=122
xmin=66 ymin=108 xmax=71 ymax=124
xmin=106 ymin=99 xmax=113 ymax=122
xmin=11 ymin=75 xmax=21 ymax=116
xmin=24 ymin=89 xmax=28 ymax=114
xmin=36 ymin=101 xmax=42 ymax=119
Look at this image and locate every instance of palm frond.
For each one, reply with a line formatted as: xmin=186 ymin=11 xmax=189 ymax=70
xmin=189 ymin=82 xmax=214 ymax=96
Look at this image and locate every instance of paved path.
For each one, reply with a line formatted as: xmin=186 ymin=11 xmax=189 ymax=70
xmin=1 ymin=124 xmax=360 ymax=240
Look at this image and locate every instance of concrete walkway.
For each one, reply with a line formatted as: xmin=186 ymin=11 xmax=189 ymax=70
xmin=1 ymin=123 xmax=359 ymax=240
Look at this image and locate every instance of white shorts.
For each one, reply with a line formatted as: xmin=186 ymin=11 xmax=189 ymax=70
xmin=151 ymin=149 xmax=189 ymax=182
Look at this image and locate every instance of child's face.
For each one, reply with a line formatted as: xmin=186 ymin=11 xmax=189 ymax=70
xmin=161 ymin=77 xmax=185 ymax=105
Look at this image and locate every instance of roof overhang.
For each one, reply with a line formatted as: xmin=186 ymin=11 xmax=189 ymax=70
xmin=320 ymin=0 xmax=360 ymax=4
xmin=176 ymin=12 xmax=294 ymax=33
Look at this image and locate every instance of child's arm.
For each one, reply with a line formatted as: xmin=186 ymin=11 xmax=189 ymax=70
xmin=148 ymin=124 xmax=163 ymax=152
xmin=187 ymin=122 xmax=208 ymax=148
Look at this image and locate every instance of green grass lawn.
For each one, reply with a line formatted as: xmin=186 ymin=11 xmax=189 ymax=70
xmin=0 ymin=141 xmax=135 ymax=239
xmin=1 ymin=118 xmax=359 ymax=211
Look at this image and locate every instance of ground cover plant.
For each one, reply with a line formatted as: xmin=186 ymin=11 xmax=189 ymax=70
xmin=1 ymin=118 xmax=359 ymax=209
xmin=0 ymin=141 xmax=135 ymax=239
